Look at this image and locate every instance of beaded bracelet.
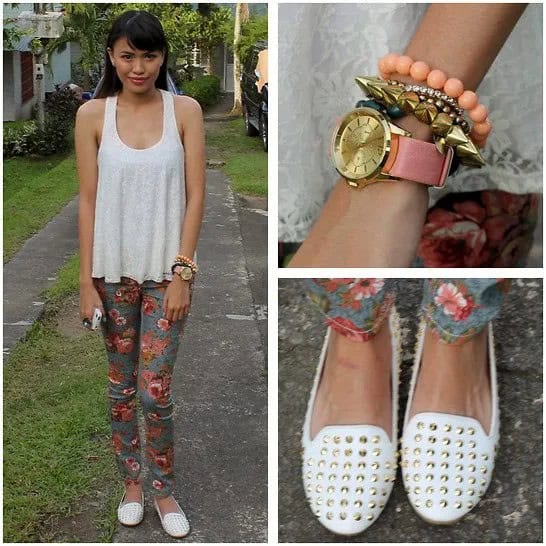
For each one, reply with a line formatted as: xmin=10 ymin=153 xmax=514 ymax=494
xmin=378 ymin=53 xmax=491 ymax=147
xmin=385 ymin=79 xmax=470 ymax=133
xmin=173 ymin=254 xmax=198 ymax=273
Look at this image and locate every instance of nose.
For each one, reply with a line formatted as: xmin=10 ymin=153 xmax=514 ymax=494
xmin=132 ymin=59 xmax=145 ymax=75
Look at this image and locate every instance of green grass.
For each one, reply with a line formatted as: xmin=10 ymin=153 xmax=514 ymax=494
xmin=3 ymin=253 xmax=120 ymax=542
xmin=4 ymin=119 xmax=35 ymax=131
xmin=206 ymin=118 xmax=267 ymax=197
xmin=4 ymin=150 xmax=78 ymax=262
xmin=42 ymin=252 xmax=81 ymax=303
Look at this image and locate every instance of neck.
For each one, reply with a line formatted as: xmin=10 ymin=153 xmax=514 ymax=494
xmin=117 ymin=87 xmax=160 ymax=106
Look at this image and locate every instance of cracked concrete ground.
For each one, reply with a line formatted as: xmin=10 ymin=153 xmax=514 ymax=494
xmin=278 ymin=278 xmax=543 ymax=543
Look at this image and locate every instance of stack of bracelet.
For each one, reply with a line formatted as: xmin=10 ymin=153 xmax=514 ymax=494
xmin=355 ymin=76 xmax=485 ymax=168
xmin=172 ymin=254 xmax=198 ymax=274
xmin=378 ymin=53 xmax=492 ymax=149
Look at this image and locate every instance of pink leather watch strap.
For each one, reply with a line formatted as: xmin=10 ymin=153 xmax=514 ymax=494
xmin=388 ymin=135 xmax=453 ymax=187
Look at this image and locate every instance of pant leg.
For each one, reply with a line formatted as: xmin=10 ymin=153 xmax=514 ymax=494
xmin=306 ymin=278 xmax=396 ymax=341
xmin=94 ymin=276 xmax=143 ymax=487
xmin=422 ymin=278 xmax=510 ymax=344
xmin=138 ymin=279 xmax=191 ymax=497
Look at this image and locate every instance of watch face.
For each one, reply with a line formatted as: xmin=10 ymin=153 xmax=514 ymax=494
xmin=180 ymin=267 xmax=193 ymax=281
xmin=332 ymin=108 xmax=391 ymax=183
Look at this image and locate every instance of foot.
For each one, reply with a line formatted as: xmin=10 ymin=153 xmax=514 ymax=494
xmin=123 ymin=480 xmax=143 ymax=504
xmin=409 ymin=326 xmax=491 ymax=433
xmin=310 ymin=321 xmax=392 ymax=439
xmin=154 ymin=494 xmax=190 ymax=538
xmin=154 ymin=494 xmax=184 ymax=517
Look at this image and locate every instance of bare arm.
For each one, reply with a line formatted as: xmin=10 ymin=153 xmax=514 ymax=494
xmin=162 ymin=96 xmax=205 ymax=323
xmin=75 ymin=100 xmax=99 ymax=287
xmin=75 ymin=100 xmax=105 ymax=318
xmin=177 ymin=96 xmax=206 ymax=259
xmin=289 ymin=4 xmax=527 ymax=268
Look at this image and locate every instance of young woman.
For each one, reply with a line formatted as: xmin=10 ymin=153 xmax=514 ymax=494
xmin=76 ymin=10 xmax=205 ymax=538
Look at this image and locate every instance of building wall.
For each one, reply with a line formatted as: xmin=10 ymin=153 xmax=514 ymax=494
xmin=3 ymin=51 xmax=35 ymax=121
xmin=3 ymin=52 xmax=16 ymax=120
xmin=46 ymin=43 xmax=72 ymax=92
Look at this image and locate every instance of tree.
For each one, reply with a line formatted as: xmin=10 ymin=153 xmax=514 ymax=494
xmin=45 ymin=3 xmax=110 ymax=89
xmin=230 ymin=3 xmax=249 ymax=115
xmin=193 ymin=4 xmax=232 ymax=75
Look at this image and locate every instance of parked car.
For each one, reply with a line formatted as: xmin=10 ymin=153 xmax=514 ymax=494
xmin=241 ymin=41 xmax=268 ymax=152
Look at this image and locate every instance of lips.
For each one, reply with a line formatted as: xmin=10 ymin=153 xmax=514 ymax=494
xmin=129 ymin=77 xmax=147 ymax=84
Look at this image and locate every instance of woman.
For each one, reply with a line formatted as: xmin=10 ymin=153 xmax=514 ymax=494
xmin=76 ymin=10 xmax=205 ymax=538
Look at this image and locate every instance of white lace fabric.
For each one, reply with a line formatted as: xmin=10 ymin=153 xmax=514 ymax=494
xmin=278 ymin=3 xmax=543 ymax=242
xmin=92 ymin=88 xmax=185 ymax=283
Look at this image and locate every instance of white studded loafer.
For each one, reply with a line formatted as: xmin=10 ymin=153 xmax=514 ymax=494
xmin=117 ymin=489 xmax=144 ymax=526
xmin=401 ymin=319 xmax=499 ymax=525
xmin=301 ymin=309 xmax=401 ymax=535
xmin=153 ymin=496 xmax=190 ymax=538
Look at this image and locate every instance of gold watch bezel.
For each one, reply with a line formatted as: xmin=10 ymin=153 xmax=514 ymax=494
xmin=331 ymin=107 xmax=393 ymax=187
xmin=179 ymin=266 xmax=193 ymax=281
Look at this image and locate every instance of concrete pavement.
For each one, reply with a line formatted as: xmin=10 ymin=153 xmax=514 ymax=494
xmin=278 ymin=279 xmax=543 ymax=542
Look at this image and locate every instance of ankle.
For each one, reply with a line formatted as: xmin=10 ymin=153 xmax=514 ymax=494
xmin=328 ymin=323 xmax=391 ymax=368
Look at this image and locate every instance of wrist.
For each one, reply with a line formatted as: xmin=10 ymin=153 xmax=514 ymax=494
xmin=394 ymin=114 xmax=434 ymax=143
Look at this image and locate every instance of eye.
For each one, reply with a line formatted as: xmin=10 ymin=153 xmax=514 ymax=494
xmin=121 ymin=55 xmax=133 ymax=60
xmin=145 ymin=53 xmax=157 ymax=59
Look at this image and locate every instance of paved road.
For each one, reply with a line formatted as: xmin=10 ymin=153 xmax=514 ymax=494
xmin=3 ymin=168 xmax=268 ymax=542
xmin=278 ymin=279 xmax=543 ymax=543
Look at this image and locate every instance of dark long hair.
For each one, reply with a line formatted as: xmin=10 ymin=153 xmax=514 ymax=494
xmin=95 ymin=10 xmax=169 ymax=98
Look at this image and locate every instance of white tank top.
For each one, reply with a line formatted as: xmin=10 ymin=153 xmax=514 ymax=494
xmin=92 ymin=88 xmax=185 ymax=283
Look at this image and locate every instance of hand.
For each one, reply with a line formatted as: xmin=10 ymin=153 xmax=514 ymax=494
xmin=80 ymin=283 xmax=106 ymax=322
xmin=163 ymin=276 xmax=191 ymax=322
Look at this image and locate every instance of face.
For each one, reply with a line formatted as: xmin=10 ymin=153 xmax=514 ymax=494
xmin=108 ymin=36 xmax=165 ymax=93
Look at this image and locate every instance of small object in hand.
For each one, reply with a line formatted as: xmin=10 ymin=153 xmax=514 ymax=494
xmin=83 ymin=308 xmax=103 ymax=330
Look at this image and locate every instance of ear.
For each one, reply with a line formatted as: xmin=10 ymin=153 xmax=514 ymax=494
xmin=106 ymin=47 xmax=115 ymax=67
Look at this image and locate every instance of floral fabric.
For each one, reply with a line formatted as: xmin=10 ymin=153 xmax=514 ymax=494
xmin=306 ymin=279 xmax=396 ymax=342
xmin=307 ymin=279 xmax=508 ymax=345
xmin=93 ymin=276 xmax=191 ymax=497
xmin=416 ymin=190 xmax=539 ymax=267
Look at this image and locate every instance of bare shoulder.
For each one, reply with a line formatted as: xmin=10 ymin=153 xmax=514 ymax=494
xmin=76 ymin=98 xmax=106 ymax=121
xmin=173 ymin=94 xmax=203 ymax=122
xmin=75 ymin=98 xmax=106 ymax=137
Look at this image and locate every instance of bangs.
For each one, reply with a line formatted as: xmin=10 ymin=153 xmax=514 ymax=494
xmin=122 ymin=14 xmax=166 ymax=52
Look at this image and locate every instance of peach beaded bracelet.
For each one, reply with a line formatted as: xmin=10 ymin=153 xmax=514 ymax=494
xmin=173 ymin=254 xmax=198 ymax=273
xmin=378 ymin=53 xmax=491 ymax=146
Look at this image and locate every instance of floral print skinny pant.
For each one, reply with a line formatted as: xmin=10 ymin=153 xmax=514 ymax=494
xmin=93 ymin=276 xmax=190 ymax=497
xmin=307 ymin=279 xmax=509 ymax=345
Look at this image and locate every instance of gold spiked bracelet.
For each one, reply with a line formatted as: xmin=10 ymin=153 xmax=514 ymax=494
xmin=355 ymin=76 xmax=485 ymax=168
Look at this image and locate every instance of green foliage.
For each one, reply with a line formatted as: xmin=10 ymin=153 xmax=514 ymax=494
xmin=3 ymin=16 xmax=34 ymax=50
xmin=235 ymin=15 xmax=268 ymax=64
xmin=108 ymin=3 xmax=199 ymax=62
xmin=52 ymin=4 xmax=234 ymax=78
xmin=182 ymin=74 xmax=221 ymax=107
xmin=192 ymin=5 xmax=232 ymax=57
xmin=47 ymin=4 xmax=111 ymax=75
xmin=3 ymin=86 xmax=79 ymax=159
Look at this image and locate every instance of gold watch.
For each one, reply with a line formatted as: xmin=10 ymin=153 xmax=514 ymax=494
xmin=173 ymin=265 xmax=194 ymax=281
xmin=331 ymin=107 xmax=453 ymax=189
